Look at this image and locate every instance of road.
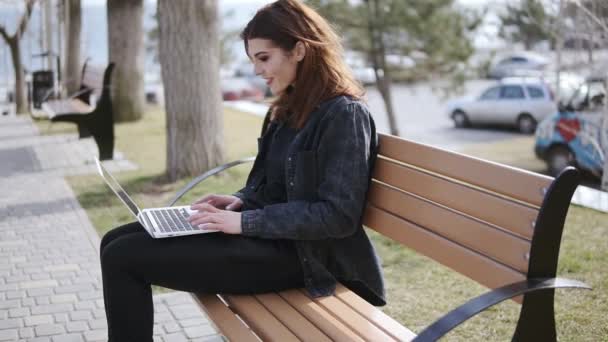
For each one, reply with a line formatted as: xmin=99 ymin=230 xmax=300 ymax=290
xmin=365 ymin=79 xmax=523 ymax=151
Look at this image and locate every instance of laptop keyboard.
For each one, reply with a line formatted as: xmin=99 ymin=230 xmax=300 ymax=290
xmin=151 ymin=208 xmax=196 ymax=233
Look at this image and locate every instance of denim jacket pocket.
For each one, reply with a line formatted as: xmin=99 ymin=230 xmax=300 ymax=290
xmin=295 ymin=150 xmax=318 ymax=200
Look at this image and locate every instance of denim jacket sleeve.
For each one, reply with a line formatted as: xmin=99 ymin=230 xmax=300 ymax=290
xmin=240 ymin=102 xmax=375 ymax=240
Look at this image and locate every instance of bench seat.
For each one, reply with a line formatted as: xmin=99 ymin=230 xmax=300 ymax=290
xmin=195 ymin=284 xmax=416 ymax=342
xmin=42 ymin=98 xmax=93 ymax=118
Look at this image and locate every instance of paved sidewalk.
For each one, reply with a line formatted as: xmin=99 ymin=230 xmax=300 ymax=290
xmin=0 ymin=115 xmax=221 ymax=341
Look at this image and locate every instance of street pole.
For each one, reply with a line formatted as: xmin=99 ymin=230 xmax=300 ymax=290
xmin=602 ymin=81 xmax=608 ymax=192
xmin=43 ymin=0 xmax=53 ymax=71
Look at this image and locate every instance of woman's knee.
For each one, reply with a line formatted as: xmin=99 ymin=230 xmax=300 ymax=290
xmin=100 ymin=221 xmax=142 ymax=255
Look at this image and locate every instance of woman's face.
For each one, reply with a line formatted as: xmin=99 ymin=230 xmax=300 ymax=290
xmin=247 ymin=38 xmax=303 ymax=96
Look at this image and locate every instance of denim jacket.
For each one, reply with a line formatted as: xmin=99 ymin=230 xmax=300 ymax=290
xmin=235 ymin=95 xmax=385 ymax=306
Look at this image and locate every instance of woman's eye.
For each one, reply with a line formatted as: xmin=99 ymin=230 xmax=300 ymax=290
xmin=259 ymin=56 xmax=269 ymax=62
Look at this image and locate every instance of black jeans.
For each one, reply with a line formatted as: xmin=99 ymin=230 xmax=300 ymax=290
xmin=100 ymin=221 xmax=304 ymax=342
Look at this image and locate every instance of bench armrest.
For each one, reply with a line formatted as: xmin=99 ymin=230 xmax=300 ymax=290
xmin=413 ymin=278 xmax=591 ymax=342
xmin=166 ymin=157 xmax=256 ymax=206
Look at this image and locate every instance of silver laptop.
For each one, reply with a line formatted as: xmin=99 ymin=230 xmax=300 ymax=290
xmin=94 ymin=158 xmax=218 ymax=238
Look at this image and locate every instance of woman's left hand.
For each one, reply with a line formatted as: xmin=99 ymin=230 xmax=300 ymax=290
xmin=188 ymin=203 xmax=242 ymax=234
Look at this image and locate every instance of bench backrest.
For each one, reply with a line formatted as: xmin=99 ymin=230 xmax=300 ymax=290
xmin=363 ymin=134 xmax=575 ymax=293
xmin=77 ymin=62 xmax=108 ymax=106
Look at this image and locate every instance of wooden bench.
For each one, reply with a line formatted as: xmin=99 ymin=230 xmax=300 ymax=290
xmin=43 ymin=62 xmax=115 ymax=160
xmin=168 ymin=134 xmax=591 ymax=341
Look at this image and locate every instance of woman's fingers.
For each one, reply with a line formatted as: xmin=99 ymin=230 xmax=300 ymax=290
xmin=193 ymin=194 xmax=215 ymax=205
xmin=191 ymin=202 xmax=221 ymax=212
xmin=225 ymin=198 xmax=243 ymax=211
xmin=187 ymin=210 xmax=242 ymax=235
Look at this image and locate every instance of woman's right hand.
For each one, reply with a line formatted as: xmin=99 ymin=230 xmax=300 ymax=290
xmin=191 ymin=194 xmax=243 ymax=211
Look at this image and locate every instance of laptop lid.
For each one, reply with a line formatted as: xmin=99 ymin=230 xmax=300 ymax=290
xmin=94 ymin=157 xmax=141 ymax=218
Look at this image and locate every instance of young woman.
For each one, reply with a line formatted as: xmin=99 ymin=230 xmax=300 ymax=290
xmin=100 ymin=0 xmax=384 ymax=340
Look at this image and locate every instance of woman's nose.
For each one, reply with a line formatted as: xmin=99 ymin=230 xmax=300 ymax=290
xmin=254 ymin=64 xmax=263 ymax=77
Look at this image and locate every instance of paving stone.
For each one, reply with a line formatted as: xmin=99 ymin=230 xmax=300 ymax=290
xmin=184 ymin=324 xmax=217 ymax=339
xmin=69 ymin=310 xmax=92 ymax=321
xmin=8 ymin=307 xmax=29 ymax=318
xmin=51 ymin=294 xmax=78 ymax=304
xmin=19 ymin=327 xmax=35 ymax=339
xmin=25 ymin=314 xmax=54 ymax=326
xmin=0 ymin=318 xmax=21 ymax=329
xmin=0 ymin=329 xmax=18 ymax=341
xmin=87 ymin=319 xmax=106 ymax=330
xmin=0 ymin=299 xmax=19 ymax=309
xmin=20 ymin=279 xmax=58 ymax=289
xmin=83 ymin=329 xmax=106 ymax=342
xmin=30 ymin=303 xmax=73 ymax=315
xmin=35 ymin=323 xmax=66 ymax=336
xmin=164 ymin=322 xmax=181 ymax=334
xmin=52 ymin=333 xmax=85 ymax=342
xmin=163 ymin=332 xmax=188 ymax=342
xmin=54 ymin=313 xmax=69 ymax=323
xmin=169 ymin=304 xmax=204 ymax=320
xmin=27 ymin=287 xmax=54 ymax=297
xmin=66 ymin=321 xmax=89 ymax=333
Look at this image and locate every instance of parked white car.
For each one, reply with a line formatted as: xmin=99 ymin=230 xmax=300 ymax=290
xmin=488 ymin=51 xmax=548 ymax=79
xmin=447 ymin=78 xmax=558 ymax=133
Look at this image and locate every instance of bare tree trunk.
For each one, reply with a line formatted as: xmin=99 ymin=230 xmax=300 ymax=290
xmin=66 ymin=0 xmax=81 ymax=94
xmin=367 ymin=0 xmax=400 ymax=136
xmin=107 ymin=0 xmax=144 ymax=122
xmin=158 ymin=0 xmax=224 ymax=182
xmin=0 ymin=0 xmax=35 ymax=115
xmin=9 ymin=39 xmax=27 ymax=114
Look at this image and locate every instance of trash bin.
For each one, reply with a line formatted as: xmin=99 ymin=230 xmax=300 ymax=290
xmin=32 ymin=70 xmax=54 ymax=109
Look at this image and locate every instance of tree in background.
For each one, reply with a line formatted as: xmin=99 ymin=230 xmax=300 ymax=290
xmin=307 ymin=0 xmax=480 ymax=136
xmin=157 ymin=0 xmax=224 ymax=181
xmin=64 ymin=0 xmax=81 ymax=94
xmin=0 ymin=0 xmax=35 ymax=114
xmin=107 ymin=0 xmax=145 ymax=122
xmin=147 ymin=10 xmax=239 ymax=67
xmin=499 ymin=0 xmax=553 ymax=50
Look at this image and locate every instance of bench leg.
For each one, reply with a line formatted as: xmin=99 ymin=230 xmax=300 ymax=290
xmin=95 ymin=133 xmax=114 ymax=160
xmin=77 ymin=123 xmax=92 ymax=138
xmin=512 ymin=290 xmax=556 ymax=341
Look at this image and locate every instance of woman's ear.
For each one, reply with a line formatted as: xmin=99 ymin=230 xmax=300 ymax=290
xmin=294 ymin=41 xmax=306 ymax=62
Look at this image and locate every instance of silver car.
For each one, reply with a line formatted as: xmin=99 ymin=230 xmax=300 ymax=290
xmin=488 ymin=52 xmax=548 ymax=79
xmin=447 ymin=78 xmax=558 ymax=134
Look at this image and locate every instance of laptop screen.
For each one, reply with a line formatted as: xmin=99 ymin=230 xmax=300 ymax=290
xmin=94 ymin=158 xmax=141 ymax=217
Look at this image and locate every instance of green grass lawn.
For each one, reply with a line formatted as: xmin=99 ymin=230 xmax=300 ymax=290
xmin=50 ymin=108 xmax=607 ymax=341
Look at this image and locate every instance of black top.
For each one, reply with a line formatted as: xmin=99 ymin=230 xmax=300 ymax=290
xmin=243 ymin=120 xmax=298 ymax=209
xmin=235 ymin=96 xmax=384 ymax=306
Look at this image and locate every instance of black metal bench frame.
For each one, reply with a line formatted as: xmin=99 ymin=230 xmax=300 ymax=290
xmin=47 ymin=63 xmax=115 ymax=160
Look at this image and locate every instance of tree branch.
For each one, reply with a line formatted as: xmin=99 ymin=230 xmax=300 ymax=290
xmin=15 ymin=0 xmax=36 ymax=40
xmin=0 ymin=24 xmax=10 ymax=43
xmin=571 ymin=0 xmax=608 ymax=34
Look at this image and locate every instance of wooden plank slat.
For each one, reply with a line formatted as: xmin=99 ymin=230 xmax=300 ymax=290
xmin=368 ymin=182 xmax=531 ymax=273
xmin=300 ymin=289 xmax=399 ymax=341
xmin=373 ymin=158 xmax=539 ymax=239
xmin=278 ymin=289 xmax=366 ymax=342
xmin=43 ymin=99 xmax=92 ymax=118
xmin=223 ymin=294 xmax=300 ymax=342
xmin=362 ymin=205 xmax=526 ymax=292
xmin=194 ymin=294 xmax=260 ymax=342
xmin=333 ymin=284 xmax=416 ymax=342
xmin=254 ymin=293 xmax=332 ymax=342
xmin=378 ymin=134 xmax=552 ymax=207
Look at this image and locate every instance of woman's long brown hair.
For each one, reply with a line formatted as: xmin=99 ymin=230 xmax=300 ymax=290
xmin=241 ymin=0 xmax=365 ymax=129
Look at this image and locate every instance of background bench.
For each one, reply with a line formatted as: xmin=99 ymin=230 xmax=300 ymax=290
xmin=168 ymin=134 xmax=591 ymax=341
xmin=43 ymin=62 xmax=115 ymax=160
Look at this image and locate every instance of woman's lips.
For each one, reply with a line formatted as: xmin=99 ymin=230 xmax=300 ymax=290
xmin=266 ymin=78 xmax=273 ymax=86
